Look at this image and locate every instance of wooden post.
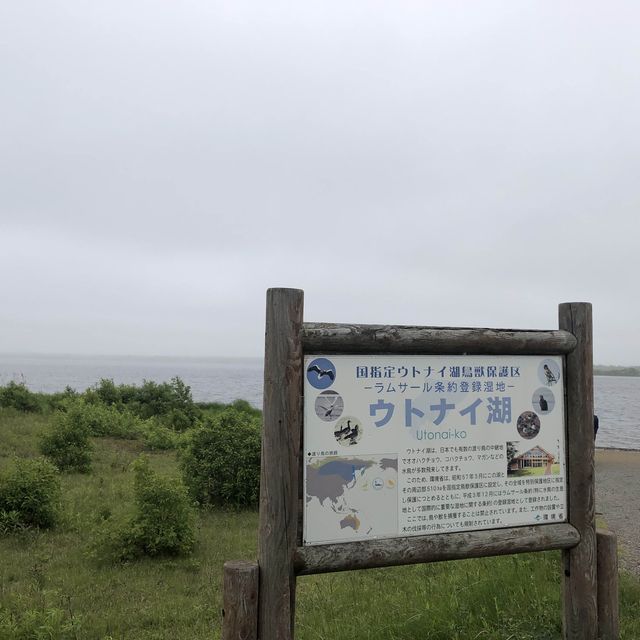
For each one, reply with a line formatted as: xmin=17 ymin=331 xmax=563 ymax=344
xmin=258 ymin=288 xmax=304 ymax=640
xmin=222 ymin=561 xmax=259 ymax=640
xmin=294 ymin=523 xmax=580 ymax=575
xmin=596 ymin=530 xmax=619 ymax=640
xmin=559 ymin=302 xmax=597 ymax=640
xmin=302 ymin=323 xmax=577 ymax=355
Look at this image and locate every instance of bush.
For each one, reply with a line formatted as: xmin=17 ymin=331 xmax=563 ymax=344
xmin=42 ymin=386 xmax=79 ymax=413
xmin=91 ymin=456 xmax=195 ymax=561
xmin=198 ymin=399 xmax=261 ymax=421
xmin=57 ymin=398 xmax=142 ymax=439
xmin=0 ymin=457 xmax=61 ymax=531
xmin=230 ymin=399 xmax=262 ymax=419
xmin=0 ymin=381 xmax=41 ymax=412
xmin=180 ymin=408 xmax=261 ymax=509
xmin=159 ymin=407 xmax=196 ymax=432
xmin=89 ymin=377 xmax=122 ymax=407
xmin=87 ymin=377 xmax=200 ymax=430
xmin=138 ymin=419 xmax=181 ymax=450
xmin=40 ymin=409 xmax=93 ymax=473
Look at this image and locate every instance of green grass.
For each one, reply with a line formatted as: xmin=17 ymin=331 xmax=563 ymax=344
xmin=1 ymin=408 xmax=639 ymax=639
xmin=297 ymin=554 xmax=563 ymax=640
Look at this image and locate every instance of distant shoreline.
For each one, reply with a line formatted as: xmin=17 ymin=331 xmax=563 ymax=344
xmin=594 ymin=367 xmax=640 ymax=377
xmin=1 ymin=355 xmax=637 ymax=375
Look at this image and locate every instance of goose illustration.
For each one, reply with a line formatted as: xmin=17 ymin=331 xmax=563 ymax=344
xmin=334 ymin=419 xmax=360 ymax=444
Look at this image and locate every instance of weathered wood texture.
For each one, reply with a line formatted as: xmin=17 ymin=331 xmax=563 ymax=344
xmin=559 ymin=303 xmax=597 ymax=640
xmin=222 ymin=561 xmax=259 ymax=640
xmin=302 ymin=323 xmax=577 ymax=355
xmin=596 ymin=530 xmax=619 ymax=640
xmin=258 ymin=289 xmax=304 ymax=640
xmin=294 ymin=523 xmax=580 ymax=575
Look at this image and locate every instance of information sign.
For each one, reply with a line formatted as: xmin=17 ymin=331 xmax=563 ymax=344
xmin=303 ymin=355 xmax=566 ymax=545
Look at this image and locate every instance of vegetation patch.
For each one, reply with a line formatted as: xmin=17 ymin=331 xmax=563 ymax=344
xmin=91 ymin=456 xmax=195 ymax=562
xmin=0 ymin=457 xmax=61 ymax=532
xmin=1 ymin=383 xmax=639 ymax=639
xmin=0 ymin=381 xmax=42 ymax=413
xmin=180 ymin=408 xmax=261 ymax=509
xmin=86 ymin=377 xmax=200 ymax=430
xmin=40 ymin=407 xmax=93 ymax=473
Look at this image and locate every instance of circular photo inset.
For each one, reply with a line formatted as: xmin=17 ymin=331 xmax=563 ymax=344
xmin=531 ymin=387 xmax=555 ymax=415
xmin=306 ymin=357 xmax=336 ymax=390
xmin=334 ymin=415 xmax=362 ymax=446
xmin=314 ymin=390 xmax=344 ymax=422
xmin=538 ymin=359 xmax=561 ymax=387
xmin=517 ymin=411 xmax=541 ymax=439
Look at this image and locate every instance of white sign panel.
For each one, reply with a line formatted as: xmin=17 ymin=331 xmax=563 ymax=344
xmin=303 ymin=355 xmax=566 ymax=546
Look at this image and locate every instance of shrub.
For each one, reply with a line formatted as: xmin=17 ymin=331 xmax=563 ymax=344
xmin=92 ymin=456 xmax=195 ymax=561
xmin=0 ymin=381 xmax=41 ymax=412
xmin=86 ymin=377 xmax=200 ymax=429
xmin=131 ymin=377 xmax=199 ymax=426
xmin=180 ymin=408 xmax=261 ymax=509
xmin=40 ymin=410 xmax=93 ymax=473
xmin=43 ymin=386 xmax=79 ymax=413
xmin=138 ymin=419 xmax=181 ymax=450
xmin=230 ymin=399 xmax=262 ymax=419
xmin=198 ymin=399 xmax=261 ymax=421
xmin=90 ymin=377 xmax=122 ymax=406
xmin=159 ymin=407 xmax=195 ymax=432
xmin=0 ymin=457 xmax=61 ymax=531
xmin=56 ymin=398 xmax=142 ymax=439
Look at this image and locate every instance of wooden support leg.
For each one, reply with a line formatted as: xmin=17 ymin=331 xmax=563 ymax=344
xmin=222 ymin=560 xmax=259 ymax=640
xmin=596 ymin=530 xmax=619 ymax=640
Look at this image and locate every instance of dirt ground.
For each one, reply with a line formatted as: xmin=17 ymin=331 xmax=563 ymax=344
xmin=595 ymin=448 xmax=640 ymax=576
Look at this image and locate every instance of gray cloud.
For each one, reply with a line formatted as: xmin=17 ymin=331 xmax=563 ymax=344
xmin=1 ymin=1 xmax=638 ymax=363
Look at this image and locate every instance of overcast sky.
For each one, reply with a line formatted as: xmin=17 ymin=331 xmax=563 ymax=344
xmin=1 ymin=1 xmax=638 ymax=364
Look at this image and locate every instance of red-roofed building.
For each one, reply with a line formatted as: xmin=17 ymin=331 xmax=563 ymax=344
xmin=509 ymin=446 xmax=555 ymax=470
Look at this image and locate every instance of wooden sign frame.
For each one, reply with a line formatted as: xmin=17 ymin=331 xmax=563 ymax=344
xmin=254 ymin=288 xmax=600 ymax=640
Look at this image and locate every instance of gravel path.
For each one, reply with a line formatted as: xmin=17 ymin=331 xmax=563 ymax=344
xmin=595 ymin=448 xmax=640 ymax=576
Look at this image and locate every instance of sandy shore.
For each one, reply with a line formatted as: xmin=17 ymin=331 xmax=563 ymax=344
xmin=595 ymin=448 xmax=640 ymax=576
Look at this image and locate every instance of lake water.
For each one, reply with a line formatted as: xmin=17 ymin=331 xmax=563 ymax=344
xmin=594 ymin=375 xmax=640 ymax=451
xmin=1 ymin=354 xmax=638 ymax=450
xmin=0 ymin=354 xmax=264 ymax=408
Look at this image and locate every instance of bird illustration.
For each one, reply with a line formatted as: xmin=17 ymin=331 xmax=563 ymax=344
xmin=334 ymin=419 xmax=359 ymax=444
xmin=539 ymin=395 xmax=548 ymax=412
xmin=344 ymin=425 xmax=360 ymax=444
xmin=320 ymin=397 xmax=339 ymax=417
xmin=308 ymin=364 xmax=335 ymax=381
xmin=543 ymin=364 xmax=557 ymax=384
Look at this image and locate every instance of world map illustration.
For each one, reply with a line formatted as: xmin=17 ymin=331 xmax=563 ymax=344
xmin=304 ymin=454 xmax=398 ymax=545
